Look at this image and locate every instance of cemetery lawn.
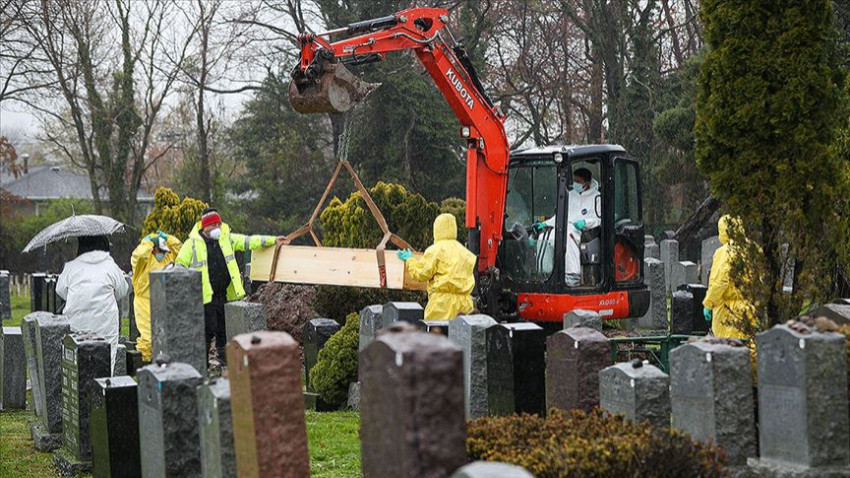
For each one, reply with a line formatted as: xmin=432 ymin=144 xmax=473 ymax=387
xmin=306 ymin=410 xmax=361 ymax=477
xmin=9 ymin=293 xmax=29 ymax=325
xmin=0 ymin=410 xmax=54 ymax=477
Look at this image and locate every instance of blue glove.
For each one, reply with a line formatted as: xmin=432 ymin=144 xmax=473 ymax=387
xmin=527 ymin=238 xmax=537 ymax=247
xmin=574 ymin=219 xmax=587 ymax=231
xmin=531 ymin=222 xmax=545 ymax=233
xmin=397 ymin=249 xmax=414 ymax=262
xmin=703 ymin=307 xmax=712 ymax=324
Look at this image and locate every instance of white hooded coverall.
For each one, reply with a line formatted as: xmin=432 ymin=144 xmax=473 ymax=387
xmin=540 ymin=179 xmax=601 ymax=284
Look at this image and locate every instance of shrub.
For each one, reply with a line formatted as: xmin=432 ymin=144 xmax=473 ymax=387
xmin=467 ymin=408 xmax=726 ymax=477
xmin=310 ymin=312 xmax=360 ymax=408
xmin=313 ymin=286 xmax=425 ymax=324
xmin=141 ymin=187 xmax=208 ymax=242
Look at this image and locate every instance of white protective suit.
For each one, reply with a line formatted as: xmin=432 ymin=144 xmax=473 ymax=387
xmin=540 ymin=179 xmax=601 ymax=284
xmin=56 ymin=250 xmax=129 ymax=374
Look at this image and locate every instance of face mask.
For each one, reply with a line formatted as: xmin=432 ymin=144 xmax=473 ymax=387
xmin=573 ymin=182 xmax=585 ymax=193
xmin=209 ymin=228 xmax=222 ymax=240
xmin=154 ymin=252 xmax=166 ymax=262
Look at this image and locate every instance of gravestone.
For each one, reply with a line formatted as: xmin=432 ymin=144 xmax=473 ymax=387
xmin=448 ymin=315 xmax=497 ymax=419
xmin=638 ymin=258 xmax=667 ymax=329
xmin=381 ymin=302 xmax=424 ymax=328
xmin=228 ymin=331 xmax=309 ymax=477
xmin=599 ymin=360 xmax=670 ymax=429
xmin=361 ymin=328 xmax=466 ymax=478
xmin=670 ymin=291 xmax=694 ymax=335
xmin=303 ymin=318 xmax=340 ymax=393
xmin=128 ymin=286 xmax=140 ymax=343
xmin=347 ymin=382 xmax=361 ymax=411
xmin=563 ymin=309 xmax=603 ymax=331
xmin=1 ymin=327 xmax=26 ymax=409
xmin=701 ymin=236 xmax=721 ymax=285
xmin=113 ymin=344 xmax=126 ymax=376
xmin=644 ymin=243 xmax=660 ymax=260
xmin=90 ymin=376 xmax=141 ymax=478
xmin=358 ymin=304 xmax=383 ymax=352
xmin=138 ymin=360 xmax=204 ymax=477
xmin=53 ymin=333 xmax=111 ymax=475
xmin=33 ymin=313 xmax=71 ymax=451
xmin=660 ymin=239 xmax=679 ymax=292
xmin=31 ymin=273 xmax=48 ymax=312
xmin=670 ymin=340 xmax=755 ymax=466
xmin=753 ymin=325 xmax=849 ymax=470
xmin=451 ymin=461 xmax=534 ymax=478
xmin=150 ymin=266 xmax=206 ymax=376
xmin=487 ymin=322 xmax=546 ymax=416
xmin=0 ymin=271 xmax=10 ymax=320
xmin=677 ymin=284 xmax=709 ymax=334
xmin=22 ymin=313 xmax=45 ymax=416
xmin=671 ymin=261 xmax=697 ymax=292
xmin=198 ymin=378 xmax=236 ymax=478
xmin=423 ymin=320 xmax=450 ymax=335
xmin=546 ymin=327 xmax=611 ymax=413
xmin=224 ymin=301 xmax=267 ymax=343
xmin=809 ymin=303 xmax=850 ymax=326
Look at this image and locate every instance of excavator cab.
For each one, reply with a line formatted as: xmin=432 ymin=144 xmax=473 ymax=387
xmin=493 ymin=145 xmax=649 ymax=323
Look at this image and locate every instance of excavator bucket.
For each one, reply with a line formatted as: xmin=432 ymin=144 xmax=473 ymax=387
xmin=289 ymin=63 xmax=380 ymax=114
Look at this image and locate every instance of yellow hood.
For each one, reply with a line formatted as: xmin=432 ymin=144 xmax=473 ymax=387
xmin=433 ymin=213 xmax=457 ymax=242
xmin=717 ymin=215 xmax=740 ymax=245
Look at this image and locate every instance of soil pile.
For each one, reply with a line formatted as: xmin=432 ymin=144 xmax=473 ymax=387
xmin=247 ymin=282 xmax=317 ymax=344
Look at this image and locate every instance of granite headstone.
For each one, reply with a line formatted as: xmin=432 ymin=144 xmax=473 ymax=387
xmin=90 ymin=376 xmax=141 ymax=478
xmin=198 ymin=378 xmax=236 ymax=478
xmin=448 ymin=315 xmax=497 ymax=419
xmin=599 ymin=360 xmax=670 ymax=429
xmin=224 ymin=301 xmax=267 ymax=343
xmin=546 ymin=327 xmax=611 ymax=413
xmin=487 ymin=323 xmax=546 ymax=416
xmin=150 ymin=266 xmax=206 ymax=376
xmin=358 ymin=304 xmax=383 ymax=352
xmin=1 ymin=327 xmax=26 ymax=409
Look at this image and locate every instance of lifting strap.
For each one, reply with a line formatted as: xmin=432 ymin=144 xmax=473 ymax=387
xmin=268 ymin=160 xmax=414 ymax=286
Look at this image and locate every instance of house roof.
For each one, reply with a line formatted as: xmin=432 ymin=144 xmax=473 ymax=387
xmin=0 ymin=166 xmax=154 ymax=201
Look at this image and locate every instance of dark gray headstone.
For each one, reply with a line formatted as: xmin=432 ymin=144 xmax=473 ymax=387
xmin=303 ymin=318 xmax=340 ymax=393
xmin=563 ymin=309 xmax=602 ymax=331
xmin=448 ymin=315 xmax=497 ymax=419
xmin=361 ymin=329 xmax=466 ymax=478
xmin=701 ymin=236 xmax=721 ymax=285
xmin=546 ymin=327 xmax=611 ymax=413
xmin=1 ymin=327 xmax=26 ymax=409
xmin=638 ymin=258 xmax=667 ymax=329
xmin=113 ymin=344 xmax=127 ymax=377
xmin=0 ymin=272 xmax=10 ymax=320
xmin=451 ymin=461 xmax=534 ymax=478
xmin=35 ymin=314 xmax=72 ymax=435
xmin=671 ymin=261 xmax=697 ymax=292
xmin=670 ymin=341 xmax=755 ymax=466
xmin=22 ymin=313 xmax=46 ymax=416
xmin=487 ymin=323 xmax=546 ymax=416
xmin=755 ymin=325 xmax=849 ymax=468
xmin=129 ymin=284 xmax=139 ymax=343
xmin=423 ymin=320 xmax=450 ymax=335
xmin=381 ymin=302 xmax=424 ymax=328
xmin=31 ymin=273 xmax=48 ymax=312
xmin=138 ymin=361 xmax=203 ymax=477
xmin=809 ymin=303 xmax=850 ymax=326
xmin=224 ymin=301 xmax=267 ymax=343
xmin=198 ymin=378 xmax=236 ymax=478
xmin=359 ymin=305 xmax=383 ymax=352
xmin=677 ymin=284 xmax=709 ymax=334
xmin=660 ymin=239 xmax=679 ymax=292
xmin=53 ymin=332 xmax=111 ymax=474
xmin=150 ymin=267 xmax=206 ymax=376
xmin=90 ymin=376 xmax=140 ymax=478
xmin=126 ymin=349 xmax=144 ymax=378
xmin=599 ymin=360 xmax=670 ymax=429
xmin=671 ymin=291 xmax=694 ymax=335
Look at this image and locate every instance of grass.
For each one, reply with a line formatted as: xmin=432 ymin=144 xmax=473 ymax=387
xmin=0 ymin=408 xmax=55 ymax=477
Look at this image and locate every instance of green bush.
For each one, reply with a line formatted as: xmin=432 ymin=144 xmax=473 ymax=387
xmin=467 ymin=408 xmax=726 ymax=477
xmin=140 ymin=187 xmax=208 ymax=242
xmin=313 ymin=286 xmax=425 ymax=324
xmin=311 ymin=312 xmax=360 ymax=408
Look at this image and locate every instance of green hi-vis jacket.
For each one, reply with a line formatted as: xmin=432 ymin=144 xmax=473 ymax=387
xmin=176 ymin=222 xmax=275 ymax=304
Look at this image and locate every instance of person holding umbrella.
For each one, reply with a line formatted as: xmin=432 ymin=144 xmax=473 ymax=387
xmin=56 ymin=235 xmax=129 ymax=374
xmin=130 ymin=231 xmax=182 ymax=363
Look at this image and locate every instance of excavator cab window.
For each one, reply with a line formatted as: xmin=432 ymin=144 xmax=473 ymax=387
xmin=567 ymin=159 xmax=603 ymax=288
xmin=503 ymin=160 xmax=558 ymax=282
xmin=613 ymin=158 xmax=643 ymax=284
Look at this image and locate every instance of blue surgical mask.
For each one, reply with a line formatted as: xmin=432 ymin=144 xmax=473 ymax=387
xmin=154 ymin=252 xmax=166 ymax=262
xmin=209 ymin=228 xmax=222 ymax=240
xmin=573 ymin=182 xmax=584 ymax=193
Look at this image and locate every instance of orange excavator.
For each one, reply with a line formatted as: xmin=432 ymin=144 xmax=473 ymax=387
xmin=289 ymin=7 xmax=649 ymax=324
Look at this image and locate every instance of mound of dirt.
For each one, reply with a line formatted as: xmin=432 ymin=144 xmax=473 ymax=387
xmin=247 ymin=283 xmax=317 ymax=345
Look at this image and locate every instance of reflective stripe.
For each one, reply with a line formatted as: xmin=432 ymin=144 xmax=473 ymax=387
xmin=190 ymin=260 xmax=207 ymax=268
xmin=191 ymin=241 xmax=198 ymax=266
xmin=223 ymin=254 xmax=235 ymax=262
xmin=244 ymin=236 xmax=250 ymax=250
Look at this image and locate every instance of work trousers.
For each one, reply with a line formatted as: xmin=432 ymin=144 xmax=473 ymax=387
xmin=204 ymin=295 xmax=227 ymax=363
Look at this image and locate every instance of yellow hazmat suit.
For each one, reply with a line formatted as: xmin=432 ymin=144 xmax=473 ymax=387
xmin=407 ymin=214 xmax=477 ymax=320
xmin=130 ymin=233 xmax=182 ymax=361
xmin=703 ymin=216 xmax=754 ymax=339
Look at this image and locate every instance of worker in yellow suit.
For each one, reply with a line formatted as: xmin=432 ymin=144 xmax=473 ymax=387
xmin=131 ymin=231 xmax=182 ymax=362
xmin=397 ymin=213 xmax=476 ymax=319
xmin=703 ymin=215 xmax=755 ymax=339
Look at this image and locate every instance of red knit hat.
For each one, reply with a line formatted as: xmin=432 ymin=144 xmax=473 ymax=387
xmin=201 ymin=209 xmax=222 ymax=228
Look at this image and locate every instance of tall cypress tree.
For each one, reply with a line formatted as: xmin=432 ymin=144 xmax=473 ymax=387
xmin=696 ymin=0 xmax=850 ymax=326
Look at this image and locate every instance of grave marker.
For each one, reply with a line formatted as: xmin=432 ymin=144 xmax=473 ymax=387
xmin=671 ymin=261 xmax=697 ymax=292
xmin=546 ymin=327 xmax=611 ymax=413
xmin=361 ymin=328 xmax=466 ymax=478
xmin=701 ymin=236 xmax=721 ymax=285
xmin=0 ymin=271 xmax=10 ymax=320
xmin=423 ymin=320 xmax=450 ymax=335
xmin=451 ymin=461 xmax=534 ymax=478
xmin=224 ymin=301 xmax=267 ymax=343
xmin=32 ymin=313 xmax=71 ymax=451
xmin=90 ymin=376 xmax=141 ymax=478
xmin=381 ymin=302 xmax=424 ymax=328
xmin=677 ymin=284 xmax=709 ymax=334
xmin=638 ymin=258 xmax=667 ymax=329
xmin=303 ymin=318 xmax=340 ymax=393
xmin=31 ymin=273 xmax=48 ymax=312
xmin=448 ymin=315 xmax=497 ymax=419
xmin=113 ymin=344 xmax=126 ymax=376
xmin=22 ymin=313 xmax=45 ymax=416
xmin=487 ymin=322 xmax=546 ymax=416
xmin=1 ymin=327 xmax=26 ymax=409
xmin=660 ymin=239 xmax=679 ymax=292
xmin=809 ymin=303 xmax=850 ymax=326
xmin=358 ymin=305 xmax=383 ymax=352
xmin=150 ymin=266 xmax=206 ymax=376
xmin=198 ymin=378 xmax=236 ymax=478
xmin=563 ymin=309 xmax=602 ymax=331
xmin=228 ymin=331 xmax=309 ymax=477
xmin=644 ymin=243 xmax=660 ymax=260
xmin=599 ymin=360 xmax=670 ymax=429
xmin=670 ymin=291 xmax=694 ymax=335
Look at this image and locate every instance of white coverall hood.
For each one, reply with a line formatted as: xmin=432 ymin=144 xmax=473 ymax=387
xmin=56 ymin=250 xmax=130 ymax=373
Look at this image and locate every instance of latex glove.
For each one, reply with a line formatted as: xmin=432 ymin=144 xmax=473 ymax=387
xmin=703 ymin=307 xmax=713 ymax=324
xmin=574 ymin=219 xmax=587 ymax=231
xmin=531 ymin=222 xmax=546 ymax=233
xmin=157 ymin=231 xmax=169 ymax=243
xmin=527 ymin=238 xmax=537 ymax=247
xmin=397 ymin=249 xmax=414 ymax=262
xmin=146 ymin=233 xmax=158 ymax=245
